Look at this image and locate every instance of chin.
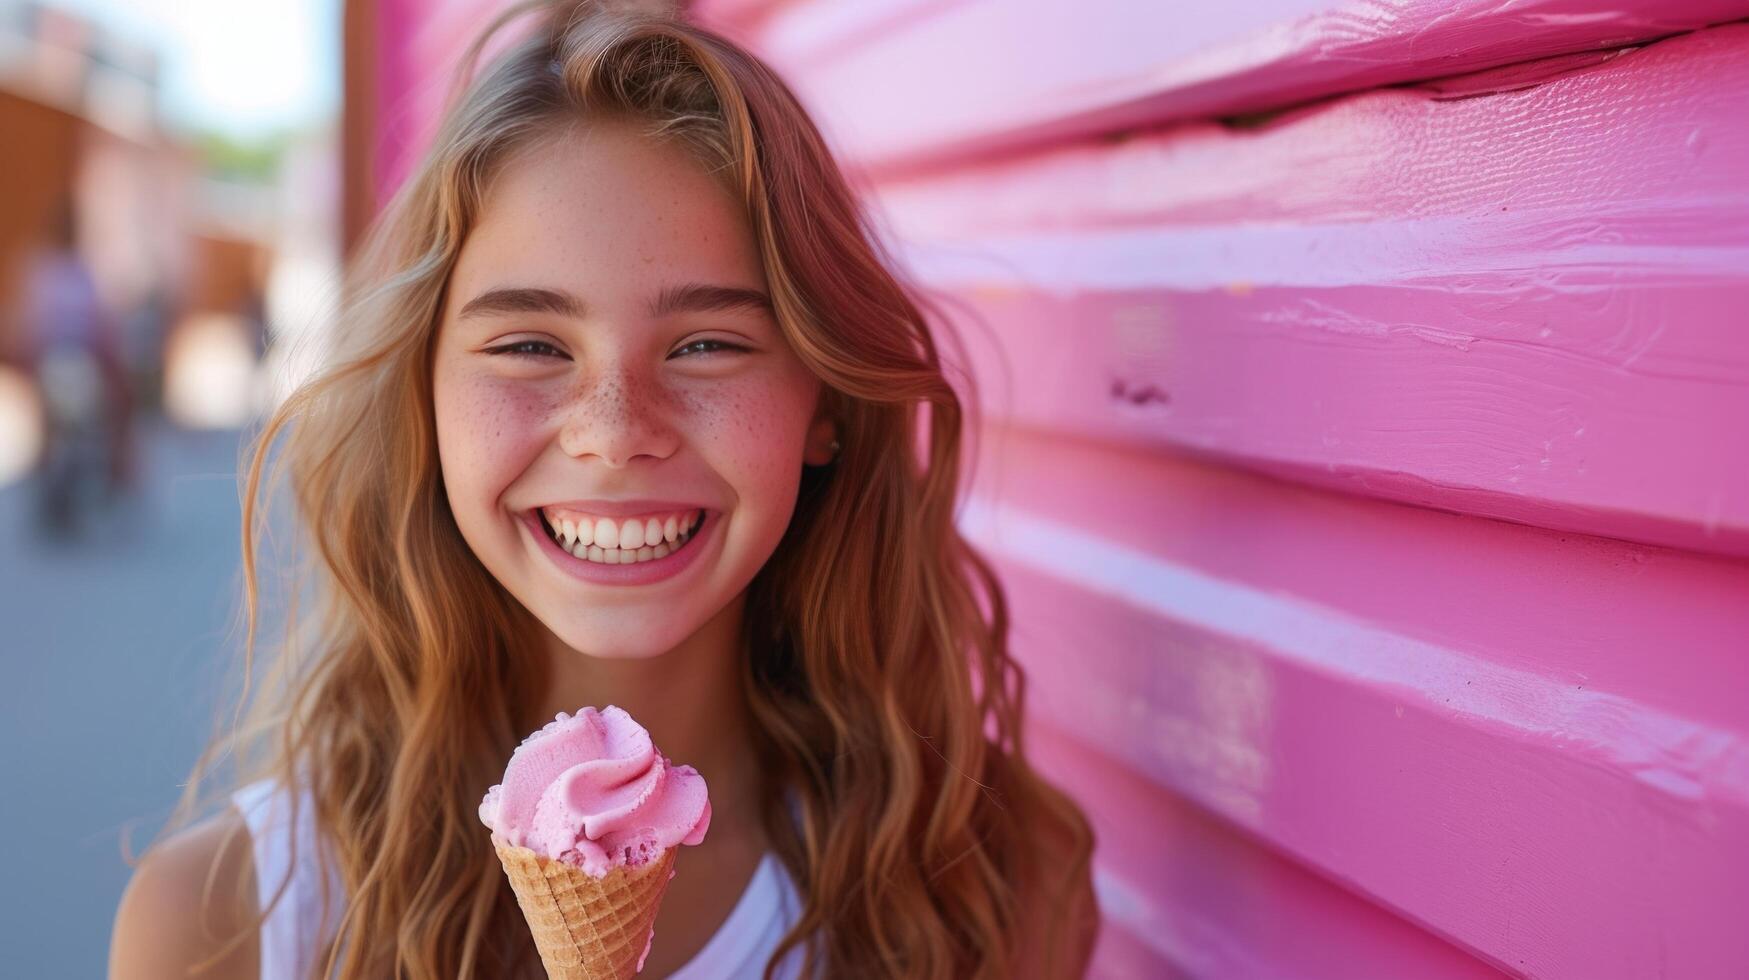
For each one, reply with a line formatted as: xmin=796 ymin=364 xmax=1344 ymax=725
xmin=544 ymin=616 xmax=692 ymax=661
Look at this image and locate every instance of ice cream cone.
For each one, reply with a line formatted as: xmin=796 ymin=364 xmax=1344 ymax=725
xmin=481 ymin=707 xmax=709 ymax=977
xmin=494 ymin=836 xmax=679 ymax=979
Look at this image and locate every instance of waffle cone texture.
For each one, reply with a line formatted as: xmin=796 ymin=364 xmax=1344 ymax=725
xmin=493 ymin=837 xmax=679 ymax=979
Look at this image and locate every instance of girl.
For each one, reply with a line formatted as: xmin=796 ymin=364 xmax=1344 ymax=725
xmin=109 ymin=2 xmax=1098 ymax=978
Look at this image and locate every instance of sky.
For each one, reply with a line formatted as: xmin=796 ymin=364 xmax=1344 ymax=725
xmin=51 ymin=0 xmax=341 ymax=138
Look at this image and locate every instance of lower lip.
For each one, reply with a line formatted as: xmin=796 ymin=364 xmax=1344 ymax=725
xmin=522 ymin=510 xmax=717 ymax=587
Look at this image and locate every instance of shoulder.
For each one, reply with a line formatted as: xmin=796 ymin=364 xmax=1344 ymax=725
xmin=109 ymin=803 xmax=261 ymax=980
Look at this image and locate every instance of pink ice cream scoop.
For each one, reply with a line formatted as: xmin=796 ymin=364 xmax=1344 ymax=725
xmin=479 ymin=704 xmax=711 ymax=878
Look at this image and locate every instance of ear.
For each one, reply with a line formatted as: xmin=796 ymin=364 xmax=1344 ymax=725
xmin=802 ymin=412 xmax=839 ymax=467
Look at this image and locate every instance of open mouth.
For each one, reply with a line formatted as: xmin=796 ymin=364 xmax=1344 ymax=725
xmin=534 ymin=508 xmax=710 ymax=566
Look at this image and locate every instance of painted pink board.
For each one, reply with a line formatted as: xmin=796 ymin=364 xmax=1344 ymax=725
xmin=380 ymin=0 xmax=1749 ymax=197
xmin=1027 ymin=719 xmax=1509 ymax=978
xmin=371 ymin=0 xmax=419 ymax=208
xmin=871 ymin=25 xmax=1749 ymax=560
xmin=689 ymin=0 xmax=1749 ymax=175
xmin=371 ymin=0 xmax=538 ymax=209
xmin=961 ymin=422 xmax=1749 ymax=978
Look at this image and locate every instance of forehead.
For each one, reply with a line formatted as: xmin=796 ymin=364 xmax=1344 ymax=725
xmin=448 ymin=118 xmax=763 ymax=314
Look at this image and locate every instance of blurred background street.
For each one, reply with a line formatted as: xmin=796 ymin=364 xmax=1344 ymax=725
xmin=0 ymin=418 xmax=287 ymax=974
xmin=0 ymin=0 xmax=336 ymax=972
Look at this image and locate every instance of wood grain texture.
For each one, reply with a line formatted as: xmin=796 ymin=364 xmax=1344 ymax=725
xmin=882 ymin=25 xmax=1749 ymax=557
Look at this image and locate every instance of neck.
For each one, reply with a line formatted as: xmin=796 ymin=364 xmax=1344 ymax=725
xmin=524 ymin=594 xmax=766 ymax=843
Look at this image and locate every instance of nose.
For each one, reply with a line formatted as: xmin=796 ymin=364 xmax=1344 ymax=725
xmin=555 ymin=368 xmax=681 ymax=468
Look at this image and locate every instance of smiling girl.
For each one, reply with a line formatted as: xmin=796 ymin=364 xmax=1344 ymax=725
xmin=109 ymin=2 xmax=1096 ymax=978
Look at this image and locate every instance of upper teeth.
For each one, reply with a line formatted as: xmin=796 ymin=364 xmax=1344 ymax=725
xmin=540 ymin=507 xmax=701 ymax=551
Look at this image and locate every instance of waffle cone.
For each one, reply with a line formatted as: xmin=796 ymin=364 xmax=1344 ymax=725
xmin=493 ymin=837 xmax=679 ymax=979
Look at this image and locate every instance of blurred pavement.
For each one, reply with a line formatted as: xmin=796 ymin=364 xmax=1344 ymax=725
xmin=0 ymin=415 xmax=289 ymax=976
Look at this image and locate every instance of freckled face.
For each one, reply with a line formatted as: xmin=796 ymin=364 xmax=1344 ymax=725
xmin=430 ymin=117 xmax=833 ymax=659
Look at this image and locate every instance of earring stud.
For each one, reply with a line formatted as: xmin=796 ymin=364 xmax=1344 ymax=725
xmin=828 ymin=439 xmax=841 ymax=455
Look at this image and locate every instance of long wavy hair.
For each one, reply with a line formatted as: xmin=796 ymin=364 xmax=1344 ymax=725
xmin=137 ymin=2 xmax=1095 ymax=976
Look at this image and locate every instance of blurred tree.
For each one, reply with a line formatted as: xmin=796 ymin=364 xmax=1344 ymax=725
xmin=192 ymin=128 xmax=297 ymax=183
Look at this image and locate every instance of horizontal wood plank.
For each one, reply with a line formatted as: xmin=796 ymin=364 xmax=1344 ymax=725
xmin=1026 ymin=719 xmax=1508 ymax=978
xmin=889 ymin=25 xmax=1749 ymax=556
xmin=962 ymin=423 xmax=1749 ymax=978
xmin=690 ymin=0 xmax=1749 ymax=174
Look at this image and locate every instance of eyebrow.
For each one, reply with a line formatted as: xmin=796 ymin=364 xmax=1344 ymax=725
xmin=456 ymin=282 xmax=775 ymax=322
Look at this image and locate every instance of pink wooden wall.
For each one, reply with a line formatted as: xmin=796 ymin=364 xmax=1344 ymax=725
xmin=364 ymin=2 xmax=1749 ymax=976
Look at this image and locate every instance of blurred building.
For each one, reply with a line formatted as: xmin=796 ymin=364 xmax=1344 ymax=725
xmin=0 ymin=1 xmax=187 ymax=380
xmin=0 ymin=0 xmax=335 ymax=468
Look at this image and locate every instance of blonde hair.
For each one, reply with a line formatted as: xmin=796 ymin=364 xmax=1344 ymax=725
xmin=138 ymin=2 xmax=1094 ymax=976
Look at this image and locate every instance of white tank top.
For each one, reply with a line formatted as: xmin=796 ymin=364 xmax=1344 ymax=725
xmin=230 ymin=777 xmax=809 ymax=979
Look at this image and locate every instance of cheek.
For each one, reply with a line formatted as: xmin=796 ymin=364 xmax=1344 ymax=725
xmin=434 ymin=368 xmax=549 ymax=499
xmin=691 ymin=375 xmax=817 ymax=498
